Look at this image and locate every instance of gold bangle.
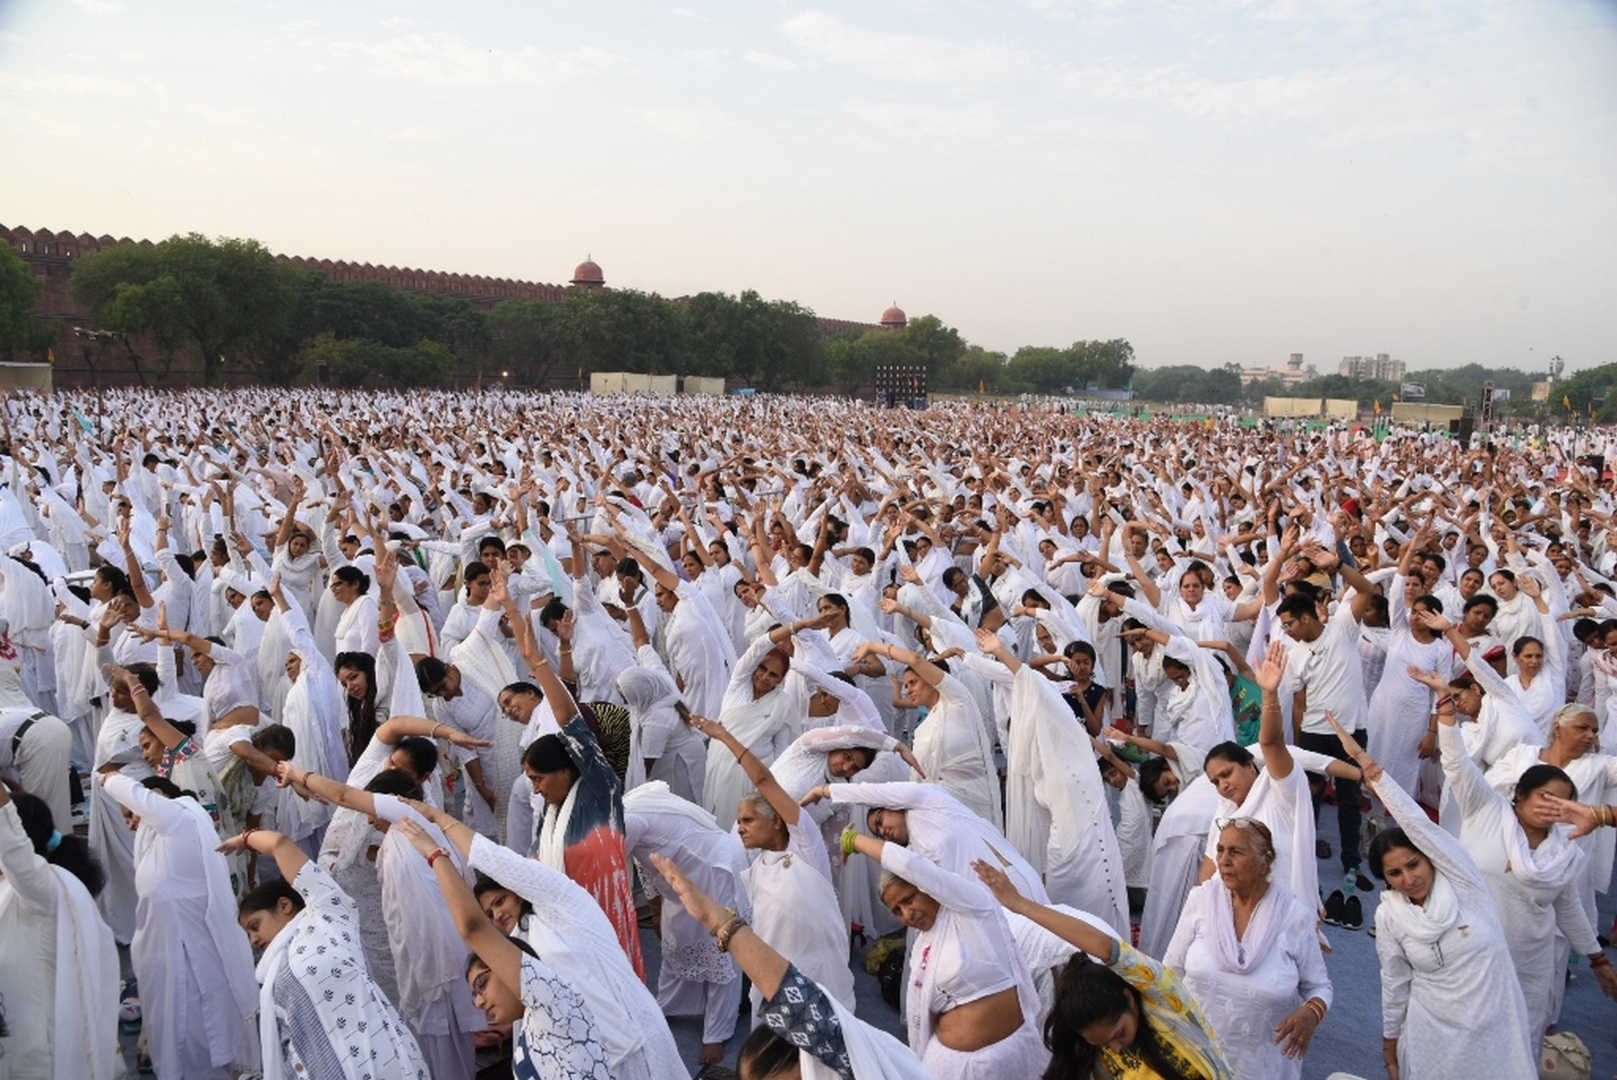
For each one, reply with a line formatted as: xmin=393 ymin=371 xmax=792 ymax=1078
xmin=1304 ymin=998 xmax=1327 ymax=1022
xmin=714 ymin=912 xmax=747 ymax=952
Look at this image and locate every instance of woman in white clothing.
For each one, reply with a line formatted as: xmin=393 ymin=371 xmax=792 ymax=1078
xmin=98 ymin=769 xmax=258 ymax=1079
xmin=1321 ymin=716 xmax=1540 ymax=1080
xmin=1498 ymin=575 xmax=1564 ymax=739
xmin=330 ymin=564 xmax=380 ymax=656
xmin=227 ymin=828 xmax=429 ymax=1080
xmin=0 ymin=786 xmax=119 ymax=1080
xmin=1363 ymin=539 xmax=1450 ymax=796
xmin=691 ymin=710 xmax=858 ymax=1016
xmin=1488 ymin=704 xmax=1617 ymax=925
xmin=849 ymin=639 xmax=1001 ymax=828
xmin=1435 ymin=696 xmax=1617 ymax=1041
xmin=616 ymin=638 xmax=707 ymax=802
xmin=845 ymin=831 xmax=1047 ymax=1078
xmin=1165 ymin=819 xmax=1331 ymax=1080
xmin=623 ymin=781 xmax=750 ymax=1066
xmin=406 ymin=797 xmax=686 ymax=1080
xmin=704 ymin=624 xmax=799 ymax=830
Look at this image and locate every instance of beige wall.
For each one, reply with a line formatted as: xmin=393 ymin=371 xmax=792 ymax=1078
xmin=1264 ymin=395 xmax=1322 ymax=418
xmin=0 ymin=363 xmax=51 ymax=392
xmin=1323 ymin=398 xmax=1359 ymax=420
xmin=1390 ymin=402 xmax=1464 ymax=425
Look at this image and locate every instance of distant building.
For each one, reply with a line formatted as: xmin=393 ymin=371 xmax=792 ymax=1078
xmin=1240 ymin=352 xmax=1316 ymax=387
xmin=1339 ymin=352 xmax=1405 ymax=381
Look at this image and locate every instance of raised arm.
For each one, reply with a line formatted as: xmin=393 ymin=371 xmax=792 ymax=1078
xmin=973 ymin=857 xmax=1118 ymax=960
xmin=394 ymin=818 xmax=524 ymax=997
xmin=1251 ymin=638 xmax=1295 ymax=780
xmin=690 ymin=713 xmax=800 ymax=827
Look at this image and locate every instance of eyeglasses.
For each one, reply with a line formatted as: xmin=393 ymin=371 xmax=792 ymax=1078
xmin=1215 ymin=816 xmax=1258 ymax=830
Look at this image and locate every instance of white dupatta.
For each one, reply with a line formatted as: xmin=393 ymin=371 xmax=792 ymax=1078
xmin=0 ymin=864 xmax=120 ymax=1080
xmin=800 ymin=982 xmax=930 ymax=1080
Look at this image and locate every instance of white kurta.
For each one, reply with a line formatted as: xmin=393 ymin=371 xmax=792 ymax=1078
xmin=912 ymin=671 xmax=1001 ymax=829
xmin=1369 ymin=766 xmax=1537 ymax=1079
xmin=1165 ymin=880 xmax=1331 ymax=1080
xmin=0 ymin=800 xmax=120 ymax=1080
xmin=1442 ymin=725 xmax=1600 ymax=1042
xmin=743 ymin=818 xmax=857 ymax=1017
xmin=705 ymin=637 xmax=796 ymax=830
xmin=102 ymin=773 xmax=258 ymax=1079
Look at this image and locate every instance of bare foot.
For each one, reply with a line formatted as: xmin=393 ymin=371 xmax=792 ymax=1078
xmin=700 ymin=1042 xmax=725 ymax=1066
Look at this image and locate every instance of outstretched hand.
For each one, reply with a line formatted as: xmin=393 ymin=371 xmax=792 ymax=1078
xmin=649 ymin=852 xmax=730 ymax=932
xmin=1253 ymin=638 xmax=1287 ymax=693
xmin=971 ymin=858 xmax=1024 ymax=912
xmin=394 ymin=818 xmax=443 ymax=860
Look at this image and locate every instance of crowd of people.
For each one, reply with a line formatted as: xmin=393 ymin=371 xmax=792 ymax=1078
xmin=1 ymin=385 xmax=1617 ymax=1079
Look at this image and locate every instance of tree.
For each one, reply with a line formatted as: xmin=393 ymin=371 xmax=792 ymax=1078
xmin=488 ymin=299 xmax=573 ymax=385
xmin=70 ymin=234 xmax=302 ymax=383
xmin=293 ymin=332 xmax=455 ymax=388
xmin=903 ymin=315 xmax=967 ymax=385
xmin=0 ymin=246 xmax=51 ymax=362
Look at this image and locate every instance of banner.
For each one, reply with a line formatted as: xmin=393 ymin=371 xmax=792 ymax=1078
xmin=1400 ymin=382 xmax=1426 ymax=399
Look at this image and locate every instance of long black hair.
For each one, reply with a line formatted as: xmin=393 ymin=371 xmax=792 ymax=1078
xmin=14 ymin=791 xmax=106 ymax=898
xmin=1043 ymin=954 xmax=1211 ymax=1080
xmin=335 ymin=650 xmax=379 ymax=767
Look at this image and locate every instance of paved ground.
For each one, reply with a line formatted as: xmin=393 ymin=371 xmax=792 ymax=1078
xmin=659 ymin=808 xmax=1617 ymax=1079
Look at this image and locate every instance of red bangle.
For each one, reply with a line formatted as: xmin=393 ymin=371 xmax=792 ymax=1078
xmin=426 ymin=848 xmax=447 ymax=869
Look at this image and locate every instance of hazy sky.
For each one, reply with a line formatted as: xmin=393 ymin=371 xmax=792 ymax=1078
xmin=4 ymin=0 xmax=1614 ymax=373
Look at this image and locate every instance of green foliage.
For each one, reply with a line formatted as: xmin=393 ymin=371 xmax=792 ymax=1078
xmin=999 ymin=339 xmax=1134 ymax=394
xmin=0 ymin=245 xmax=51 ymax=361
xmin=293 ymin=332 xmax=455 ymax=388
xmin=1557 ymin=364 xmax=1617 ymax=422
xmin=70 ymin=234 xmax=301 ymax=383
xmin=1130 ymin=363 xmax=1245 ymax=404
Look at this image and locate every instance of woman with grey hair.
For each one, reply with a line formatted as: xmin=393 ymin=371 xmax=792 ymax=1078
xmin=689 ymin=710 xmax=857 ymax=1020
xmin=1164 ymin=816 xmax=1332 ymax=1079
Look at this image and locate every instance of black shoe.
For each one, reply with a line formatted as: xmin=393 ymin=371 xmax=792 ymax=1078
xmin=1342 ymin=894 xmax=1364 ymax=930
xmin=1317 ymin=839 xmax=1333 ymax=860
xmin=1323 ymin=889 xmax=1346 ymax=926
xmin=1355 ymin=871 xmax=1374 ymax=893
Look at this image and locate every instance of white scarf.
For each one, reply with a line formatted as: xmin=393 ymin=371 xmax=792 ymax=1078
xmin=0 ymin=863 xmax=120 ymax=1080
xmin=1377 ymin=870 xmax=1462 ymax=945
xmin=1204 ymin=878 xmax=1291 ymax=975
xmin=1502 ymin=817 xmax=1584 ymax=893
xmin=536 ymin=779 xmax=579 ymax=867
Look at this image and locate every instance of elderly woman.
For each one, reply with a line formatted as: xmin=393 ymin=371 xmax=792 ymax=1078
xmin=648 ymin=850 xmax=929 ymax=1079
xmin=1435 ymin=692 xmax=1617 ymax=1041
xmin=1489 ymin=702 xmax=1617 ymax=929
xmin=1322 ymin=715 xmax=1540 ymax=1080
xmin=692 ymin=709 xmax=858 ymax=1016
xmin=843 ymin=831 xmax=1047 ymax=1078
xmin=1164 ymin=818 xmax=1331 ymax=1079
xmin=973 ymin=857 xmax=1234 ymax=1080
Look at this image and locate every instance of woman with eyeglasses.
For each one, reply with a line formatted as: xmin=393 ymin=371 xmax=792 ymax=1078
xmin=1163 ymin=816 xmax=1331 ymax=1079
xmin=1320 ymin=714 xmax=1538 ymax=1080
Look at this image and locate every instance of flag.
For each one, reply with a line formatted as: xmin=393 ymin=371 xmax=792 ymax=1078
xmin=1393 ymin=392 xmax=1400 ymax=401
xmin=1374 ymin=400 xmax=1382 ymax=415
xmin=72 ymin=407 xmax=94 ymax=435
xmin=1565 ymin=394 xmax=1573 ymax=410
xmin=47 ymin=348 xmax=56 ymax=365
xmin=978 ymin=379 xmax=985 ymax=394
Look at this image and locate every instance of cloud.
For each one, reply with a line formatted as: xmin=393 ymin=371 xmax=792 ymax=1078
xmin=640 ymin=106 xmax=734 ymax=142
xmin=670 ymin=6 xmax=707 ymax=19
xmin=328 ymin=32 xmax=621 ymax=87
xmin=845 ymin=101 xmax=1001 ymax=139
xmin=783 ymin=10 xmax=1031 ymax=83
xmin=70 ymin=0 xmax=126 ymax=13
xmin=744 ymin=50 xmax=798 ymax=72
